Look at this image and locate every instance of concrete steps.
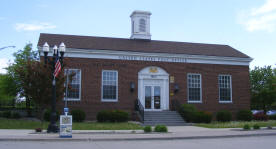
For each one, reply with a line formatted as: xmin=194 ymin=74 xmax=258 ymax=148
xmin=143 ymin=111 xmax=187 ymax=126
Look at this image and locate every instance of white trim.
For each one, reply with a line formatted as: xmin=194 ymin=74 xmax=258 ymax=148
xmin=101 ymin=70 xmax=118 ymax=102
xmin=38 ymin=47 xmax=253 ymax=66
xmin=187 ymin=73 xmax=202 ymax=103
xmin=64 ymin=69 xmax=81 ymax=101
xmin=218 ymin=74 xmax=232 ymax=103
xmin=138 ymin=66 xmax=169 ymax=110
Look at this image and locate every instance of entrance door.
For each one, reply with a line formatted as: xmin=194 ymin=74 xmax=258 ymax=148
xmin=144 ymin=86 xmax=161 ymax=110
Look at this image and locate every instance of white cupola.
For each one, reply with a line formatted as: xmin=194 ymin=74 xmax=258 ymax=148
xmin=130 ymin=10 xmax=151 ymax=40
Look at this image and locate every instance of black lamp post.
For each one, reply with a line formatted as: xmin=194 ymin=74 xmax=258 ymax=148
xmin=42 ymin=42 xmax=66 ymax=133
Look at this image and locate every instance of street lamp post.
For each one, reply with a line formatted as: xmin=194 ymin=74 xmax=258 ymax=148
xmin=43 ymin=42 xmax=66 ymax=133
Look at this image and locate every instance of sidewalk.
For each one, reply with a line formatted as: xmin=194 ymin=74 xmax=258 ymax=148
xmin=0 ymin=126 xmax=276 ymax=142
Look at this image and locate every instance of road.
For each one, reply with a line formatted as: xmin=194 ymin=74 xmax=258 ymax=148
xmin=1 ymin=135 xmax=275 ymax=149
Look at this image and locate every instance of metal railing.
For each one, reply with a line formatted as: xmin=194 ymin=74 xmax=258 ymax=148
xmin=172 ymin=99 xmax=182 ymax=112
xmin=135 ymin=99 xmax=144 ymax=122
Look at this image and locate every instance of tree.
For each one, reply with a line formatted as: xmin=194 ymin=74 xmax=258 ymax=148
xmin=15 ymin=60 xmax=66 ymax=120
xmin=6 ymin=43 xmax=38 ymax=115
xmin=0 ymin=74 xmax=17 ymax=107
xmin=250 ymin=66 xmax=276 ymax=113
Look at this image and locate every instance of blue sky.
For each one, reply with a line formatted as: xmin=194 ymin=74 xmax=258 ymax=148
xmin=0 ymin=0 xmax=276 ymax=73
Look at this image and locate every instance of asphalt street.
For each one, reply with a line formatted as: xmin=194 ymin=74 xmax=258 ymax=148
xmin=1 ymin=135 xmax=275 ymax=149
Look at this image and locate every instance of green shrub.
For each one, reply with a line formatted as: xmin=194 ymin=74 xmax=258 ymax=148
xmin=269 ymin=115 xmax=276 ymax=120
xmin=216 ymin=110 xmax=232 ymax=122
xmin=144 ymin=126 xmax=152 ymax=133
xmin=253 ymin=124 xmax=260 ymax=130
xmin=97 ymin=110 xmax=110 ymax=122
xmin=178 ymin=104 xmax=197 ymax=122
xmin=96 ymin=110 xmax=129 ymax=122
xmin=43 ymin=109 xmax=60 ymax=121
xmin=193 ymin=111 xmax=212 ymax=123
xmin=2 ymin=111 xmax=11 ymax=118
xmin=111 ymin=110 xmax=129 ymax=122
xmin=71 ymin=109 xmax=86 ymax=122
xmin=154 ymin=125 xmax=168 ymax=132
xmin=237 ymin=110 xmax=253 ymax=121
xmin=243 ymin=124 xmax=250 ymax=130
xmin=11 ymin=112 xmax=21 ymax=119
xmin=0 ymin=111 xmax=3 ymax=117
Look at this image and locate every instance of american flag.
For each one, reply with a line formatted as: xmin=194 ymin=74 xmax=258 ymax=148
xmin=53 ymin=51 xmax=61 ymax=77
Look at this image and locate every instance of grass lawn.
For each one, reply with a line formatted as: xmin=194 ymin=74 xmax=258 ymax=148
xmin=195 ymin=120 xmax=276 ymax=128
xmin=0 ymin=118 xmax=143 ymax=130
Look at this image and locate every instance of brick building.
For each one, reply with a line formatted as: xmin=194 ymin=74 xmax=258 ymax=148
xmin=38 ymin=11 xmax=252 ymax=121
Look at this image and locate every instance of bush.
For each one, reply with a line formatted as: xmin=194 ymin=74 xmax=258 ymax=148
xmin=71 ymin=109 xmax=86 ymax=122
xmin=2 ymin=111 xmax=11 ymax=118
xmin=216 ymin=110 xmax=232 ymax=122
xmin=144 ymin=126 xmax=152 ymax=133
xmin=96 ymin=110 xmax=129 ymax=122
xmin=193 ymin=111 xmax=212 ymax=123
xmin=43 ymin=109 xmax=60 ymax=121
xmin=243 ymin=124 xmax=250 ymax=130
xmin=154 ymin=125 xmax=168 ymax=132
xmin=0 ymin=111 xmax=3 ymax=117
xmin=253 ymin=113 xmax=268 ymax=121
xmin=11 ymin=112 xmax=21 ymax=119
xmin=253 ymin=124 xmax=260 ymax=130
xmin=269 ymin=115 xmax=276 ymax=120
xmin=110 ymin=110 xmax=129 ymax=122
xmin=237 ymin=110 xmax=253 ymax=121
xmin=97 ymin=110 xmax=110 ymax=122
xmin=178 ymin=104 xmax=197 ymax=122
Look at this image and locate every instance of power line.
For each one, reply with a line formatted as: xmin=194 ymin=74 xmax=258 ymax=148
xmin=0 ymin=46 xmax=16 ymax=51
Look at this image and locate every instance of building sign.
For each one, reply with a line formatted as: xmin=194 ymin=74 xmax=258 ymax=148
xmin=149 ymin=67 xmax=158 ymax=73
xmin=170 ymin=76 xmax=175 ymax=83
xmin=60 ymin=115 xmax=72 ymax=138
xmin=119 ymin=56 xmax=187 ymax=63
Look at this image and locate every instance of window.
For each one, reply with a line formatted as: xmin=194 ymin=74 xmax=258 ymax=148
xmin=187 ymin=74 xmax=202 ymax=103
xmin=139 ymin=19 xmax=146 ymax=32
xmin=102 ymin=70 xmax=118 ymax=102
xmin=218 ymin=75 xmax=232 ymax=102
xmin=64 ymin=69 xmax=81 ymax=100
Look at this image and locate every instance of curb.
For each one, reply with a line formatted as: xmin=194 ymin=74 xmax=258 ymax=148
xmin=1 ymin=133 xmax=276 ymax=142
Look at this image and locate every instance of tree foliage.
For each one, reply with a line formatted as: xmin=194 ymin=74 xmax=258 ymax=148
xmin=15 ymin=60 xmax=66 ymax=119
xmin=0 ymin=74 xmax=17 ymax=106
xmin=250 ymin=66 xmax=276 ymax=112
xmin=6 ymin=43 xmax=38 ymax=98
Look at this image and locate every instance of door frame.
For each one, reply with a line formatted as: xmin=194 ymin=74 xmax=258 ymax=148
xmin=138 ymin=66 xmax=169 ymax=111
xmin=144 ymin=85 xmax=162 ymax=111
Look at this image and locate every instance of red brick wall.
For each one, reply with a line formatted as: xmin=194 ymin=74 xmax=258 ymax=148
xmin=57 ymin=57 xmax=251 ymax=120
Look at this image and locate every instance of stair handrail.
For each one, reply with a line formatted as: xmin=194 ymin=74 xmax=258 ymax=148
xmin=172 ymin=99 xmax=182 ymax=112
xmin=135 ymin=98 xmax=144 ymax=122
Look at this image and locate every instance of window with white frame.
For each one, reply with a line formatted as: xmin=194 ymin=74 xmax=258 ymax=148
xmin=64 ymin=69 xmax=81 ymax=100
xmin=102 ymin=70 xmax=118 ymax=101
xmin=218 ymin=75 xmax=232 ymax=102
xmin=187 ymin=74 xmax=202 ymax=102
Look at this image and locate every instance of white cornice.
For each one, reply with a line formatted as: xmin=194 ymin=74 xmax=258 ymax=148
xmin=38 ymin=47 xmax=253 ymax=66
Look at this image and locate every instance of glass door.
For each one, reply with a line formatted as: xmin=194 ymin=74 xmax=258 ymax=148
xmin=154 ymin=86 xmax=161 ymax=109
xmin=145 ymin=86 xmax=152 ymax=109
xmin=144 ymin=86 xmax=161 ymax=110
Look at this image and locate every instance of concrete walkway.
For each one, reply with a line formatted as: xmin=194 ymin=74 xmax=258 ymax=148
xmin=0 ymin=126 xmax=276 ymax=141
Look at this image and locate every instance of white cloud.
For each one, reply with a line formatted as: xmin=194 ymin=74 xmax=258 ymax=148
xmin=251 ymin=0 xmax=276 ymax=16
xmin=15 ymin=22 xmax=56 ymax=31
xmin=0 ymin=58 xmax=10 ymax=74
xmin=238 ymin=0 xmax=276 ymax=32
